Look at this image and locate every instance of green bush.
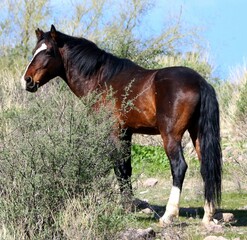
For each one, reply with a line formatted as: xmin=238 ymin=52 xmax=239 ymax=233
xmin=0 ymin=85 xmax=127 ymax=238
xmin=157 ymin=51 xmax=215 ymax=83
xmin=236 ymin=74 xmax=247 ymax=121
xmin=59 ymin=193 xmax=136 ymax=239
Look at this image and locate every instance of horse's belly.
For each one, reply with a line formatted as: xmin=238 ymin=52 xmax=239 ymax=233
xmin=121 ymin=108 xmax=157 ymax=131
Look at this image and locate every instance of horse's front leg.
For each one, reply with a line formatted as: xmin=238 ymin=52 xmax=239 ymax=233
xmin=112 ymin=129 xmax=133 ymax=209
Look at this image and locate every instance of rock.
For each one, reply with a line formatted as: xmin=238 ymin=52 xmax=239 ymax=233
xmin=203 ymin=236 xmax=218 ymax=240
xmin=118 ymin=227 xmax=156 ymax=240
xmin=137 ymin=228 xmax=155 ymax=238
xmin=140 ymin=208 xmax=153 ymax=215
xmin=214 ymin=212 xmax=235 ymax=223
xmin=222 ymin=213 xmax=235 ymax=223
xmin=204 ymin=236 xmax=227 ymax=240
xmin=140 ymin=190 xmax=149 ymax=194
xmin=204 ymin=224 xmax=224 ymax=234
xmin=143 ymin=178 xmax=158 ymax=187
xmin=160 ymin=229 xmax=181 ymax=240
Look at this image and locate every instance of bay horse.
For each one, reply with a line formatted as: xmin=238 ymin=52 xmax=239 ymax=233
xmin=21 ymin=25 xmax=222 ymax=226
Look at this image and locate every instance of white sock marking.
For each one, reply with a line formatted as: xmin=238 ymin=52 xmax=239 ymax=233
xmin=160 ymin=186 xmax=181 ymax=223
xmin=202 ymin=200 xmax=215 ymax=224
xmin=167 ymin=186 xmax=180 ymax=206
xmin=21 ymin=43 xmax=48 ymax=89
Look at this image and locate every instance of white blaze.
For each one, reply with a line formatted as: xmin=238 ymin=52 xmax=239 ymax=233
xmin=21 ymin=43 xmax=48 ymax=89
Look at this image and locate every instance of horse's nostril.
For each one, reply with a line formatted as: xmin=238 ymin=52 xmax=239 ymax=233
xmin=25 ymin=76 xmax=32 ymax=83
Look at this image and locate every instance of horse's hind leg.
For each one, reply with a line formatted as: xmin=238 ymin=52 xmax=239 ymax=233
xmin=189 ymin=126 xmax=216 ymax=225
xmin=159 ymin=132 xmax=188 ymax=225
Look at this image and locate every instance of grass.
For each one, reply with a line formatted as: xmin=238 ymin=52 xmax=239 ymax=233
xmin=132 ymin=174 xmax=247 ymax=239
xmin=129 ymin=142 xmax=247 ymax=240
xmin=131 ymin=144 xmax=170 ymax=176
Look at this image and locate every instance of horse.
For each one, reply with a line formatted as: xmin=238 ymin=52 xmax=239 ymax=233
xmin=21 ymin=25 xmax=222 ymax=226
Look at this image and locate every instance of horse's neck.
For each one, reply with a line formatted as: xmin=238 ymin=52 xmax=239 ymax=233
xmin=61 ymin=52 xmax=101 ymax=97
xmin=67 ymin=73 xmax=100 ymax=97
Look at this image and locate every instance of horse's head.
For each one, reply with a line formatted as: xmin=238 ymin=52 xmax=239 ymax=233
xmin=21 ymin=25 xmax=64 ymax=92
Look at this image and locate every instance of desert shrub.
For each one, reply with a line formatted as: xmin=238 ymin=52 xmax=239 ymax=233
xmin=59 ymin=191 xmax=136 ymax=240
xmin=0 ymin=82 xmax=129 ymax=238
xmin=218 ymin=65 xmax=247 ymax=123
xmin=235 ymin=72 xmax=247 ymax=121
xmin=217 ymin=66 xmax=247 ymax=136
xmin=216 ymin=65 xmax=247 ymax=187
xmin=157 ymin=51 xmax=215 ymax=82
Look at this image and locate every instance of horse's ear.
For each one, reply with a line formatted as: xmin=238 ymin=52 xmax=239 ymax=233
xmin=35 ymin=28 xmax=44 ymax=40
xmin=50 ymin=24 xmax=63 ymax=47
xmin=50 ymin=24 xmax=58 ymax=42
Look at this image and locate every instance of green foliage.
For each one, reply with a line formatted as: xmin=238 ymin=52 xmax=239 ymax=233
xmin=236 ymin=73 xmax=247 ymax=121
xmin=0 ymin=86 xmax=124 ymax=238
xmin=58 ymin=191 xmax=137 ymax=239
xmin=157 ymin=51 xmax=215 ymax=82
xmin=0 ymin=0 xmax=202 ymax=71
xmin=216 ymin=81 xmax=234 ymax=115
xmin=217 ymin=66 xmax=247 ymax=127
xmin=131 ymin=144 xmax=170 ymax=176
xmin=97 ymin=0 xmax=199 ymax=69
xmin=0 ymin=0 xmax=50 ymax=58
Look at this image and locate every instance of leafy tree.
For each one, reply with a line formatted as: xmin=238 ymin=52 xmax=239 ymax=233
xmin=0 ymin=0 xmax=201 ymax=71
xmin=0 ymin=0 xmax=50 ymax=59
xmin=157 ymin=51 xmax=216 ymax=82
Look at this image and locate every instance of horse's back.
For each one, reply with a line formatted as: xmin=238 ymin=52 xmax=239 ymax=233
xmin=154 ymin=66 xmax=203 ymax=100
xmin=155 ymin=66 xmax=204 ymax=86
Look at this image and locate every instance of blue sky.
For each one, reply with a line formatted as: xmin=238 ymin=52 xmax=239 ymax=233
xmin=151 ymin=0 xmax=247 ymax=79
xmin=48 ymin=0 xmax=246 ymax=80
xmin=1 ymin=0 xmax=246 ymax=80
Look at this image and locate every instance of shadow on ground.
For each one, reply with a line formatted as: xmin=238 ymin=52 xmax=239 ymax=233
xmin=134 ymin=198 xmax=247 ymax=227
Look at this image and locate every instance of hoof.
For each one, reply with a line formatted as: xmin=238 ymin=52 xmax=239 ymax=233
xmin=202 ymin=218 xmax=219 ymax=226
xmin=202 ymin=219 xmax=224 ymax=233
xmin=159 ymin=207 xmax=178 ymax=227
xmin=159 ymin=216 xmax=173 ymax=227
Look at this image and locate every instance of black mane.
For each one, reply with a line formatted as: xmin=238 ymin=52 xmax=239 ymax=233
xmin=57 ymin=32 xmax=138 ymax=81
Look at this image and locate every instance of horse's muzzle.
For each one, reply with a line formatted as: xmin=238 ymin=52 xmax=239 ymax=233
xmin=25 ymin=77 xmax=39 ymax=92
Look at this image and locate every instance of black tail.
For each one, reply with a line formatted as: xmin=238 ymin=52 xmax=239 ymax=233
xmin=199 ymin=81 xmax=222 ymax=206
